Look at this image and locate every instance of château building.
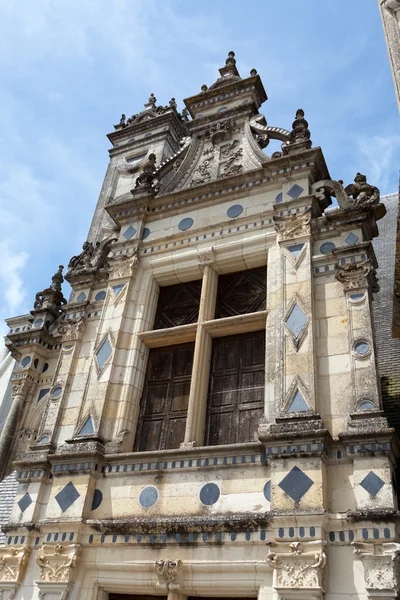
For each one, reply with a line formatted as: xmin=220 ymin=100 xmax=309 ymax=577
xmin=0 ymin=52 xmax=399 ymax=600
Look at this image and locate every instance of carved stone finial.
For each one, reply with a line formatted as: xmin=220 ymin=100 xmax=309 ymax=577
xmin=181 ymin=108 xmax=189 ymax=122
xmin=289 ymin=108 xmax=311 ymax=144
xmin=119 ymin=113 xmax=126 ymax=127
xmin=250 ymin=68 xmax=257 ymax=76
xmin=33 ymin=265 xmax=67 ymax=316
xmin=169 ymin=97 xmax=177 ymax=110
xmin=201 ymin=84 xmax=208 ymax=92
xmin=226 ymin=50 xmax=236 ymax=66
xmin=148 ymin=92 xmax=157 ymax=108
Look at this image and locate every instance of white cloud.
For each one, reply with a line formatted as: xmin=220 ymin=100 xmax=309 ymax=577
xmin=0 ymin=241 xmax=29 ymax=339
xmin=355 ymin=134 xmax=400 ymax=195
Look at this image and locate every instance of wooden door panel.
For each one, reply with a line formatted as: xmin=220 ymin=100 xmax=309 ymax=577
xmin=215 ymin=267 xmax=266 ymax=318
xmin=137 ymin=419 xmax=163 ymax=452
xmin=171 ymin=381 xmax=190 ymax=412
xmin=165 ymin=417 xmax=187 ymax=449
xmin=154 ymin=280 xmax=202 ymax=329
xmin=205 ymin=330 xmax=265 ymax=446
xmin=135 ymin=342 xmax=194 ymax=451
xmin=143 ymin=383 xmax=168 ymax=414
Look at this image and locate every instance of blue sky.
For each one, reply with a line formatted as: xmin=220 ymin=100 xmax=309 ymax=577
xmin=0 ymin=0 xmax=398 ymax=336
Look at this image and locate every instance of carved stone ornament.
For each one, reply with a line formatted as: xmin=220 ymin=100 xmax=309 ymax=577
xmin=134 ymin=153 xmax=157 ymax=192
xmin=209 ymin=119 xmax=232 ymax=145
xmin=108 ymin=251 xmax=138 ymax=280
xmin=335 ymin=260 xmax=379 ymax=293
xmin=355 ymin=543 xmax=400 ymax=598
xmin=155 ymin=559 xmax=182 ymax=590
xmin=190 ymin=158 xmax=213 ymax=187
xmin=0 ymin=546 xmax=31 ymax=584
xmin=274 ymin=211 xmax=312 ymax=242
xmin=57 ymin=316 xmax=86 ymax=342
xmin=267 ymin=544 xmax=326 ymax=592
xmin=313 ymin=173 xmax=380 ymax=211
xmin=66 ymin=236 xmax=118 ymax=280
xmin=36 ymin=544 xmax=80 ymax=583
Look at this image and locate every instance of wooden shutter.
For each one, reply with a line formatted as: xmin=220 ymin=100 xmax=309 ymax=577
xmin=215 ymin=267 xmax=266 ymax=319
xmin=154 ymin=280 xmax=202 ymax=329
xmin=205 ymin=330 xmax=265 ymax=446
xmin=135 ymin=343 xmax=194 ymax=451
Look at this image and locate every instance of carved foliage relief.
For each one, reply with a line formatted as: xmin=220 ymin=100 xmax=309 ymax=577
xmin=0 ymin=547 xmax=31 ymax=583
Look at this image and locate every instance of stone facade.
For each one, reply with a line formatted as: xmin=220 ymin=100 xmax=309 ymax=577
xmin=0 ymin=52 xmax=399 ymax=600
xmin=378 ymin=0 xmax=400 ymax=112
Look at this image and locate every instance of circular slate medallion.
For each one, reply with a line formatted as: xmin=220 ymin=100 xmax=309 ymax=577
xmin=320 ymin=242 xmax=335 ymax=254
xmin=91 ymin=489 xmax=103 ymax=511
xmin=21 ymin=356 xmax=31 ymax=367
xmin=139 ymin=485 xmax=159 ymax=508
xmin=33 ymin=318 xmax=43 ymax=328
xmin=227 ymin=204 xmax=243 ymax=218
xmin=199 ymin=482 xmax=220 ymax=506
xmin=95 ymin=290 xmax=106 ymax=301
xmin=263 ymin=480 xmax=271 ymax=502
xmin=52 ymin=386 xmax=62 ymax=398
xmin=142 ymin=227 xmax=151 ymax=240
xmin=178 ymin=217 xmax=193 ymax=231
xmin=354 ymin=341 xmax=370 ymax=356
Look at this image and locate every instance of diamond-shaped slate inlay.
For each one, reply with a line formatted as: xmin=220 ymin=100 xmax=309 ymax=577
xmin=288 ymin=389 xmax=308 ymax=412
xmin=345 ymin=232 xmax=359 ymax=246
xmin=18 ymin=492 xmax=32 ymax=513
xmin=55 ymin=481 xmax=80 ymax=512
xmin=288 ymin=183 xmax=304 ymax=199
xmin=279 ymin=466 xmax=314 ymax=503
xmin=96 ymin=337 xmax=112 ymax=370
xmin=78 ymin=416 xmax=94 ymax=436
xmin=76 ymin=291 xmax=86 ymax=303
xmin=360 ymin=471 xmax=385 ymax=497
xmin=285 ymin=303 xmax=308 ymax=339
xmin=287 ymin=243 xmax=304 ymax=258
xmin=123 ymin=225 xmax=137 ymax=240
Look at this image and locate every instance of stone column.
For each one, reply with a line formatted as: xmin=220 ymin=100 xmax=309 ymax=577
xmin=183 ymin=254 xmax=218 ymax=447
xmin=0 ymin=375 xmax=35 ymax=480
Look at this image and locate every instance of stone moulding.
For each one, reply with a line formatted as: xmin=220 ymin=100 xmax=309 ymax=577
xmin=87 ymin=513 xmax=272 ymax=535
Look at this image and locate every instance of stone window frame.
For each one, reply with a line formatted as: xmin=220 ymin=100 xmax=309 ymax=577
xmin=136 ymin=260 xmax=268 ymax=449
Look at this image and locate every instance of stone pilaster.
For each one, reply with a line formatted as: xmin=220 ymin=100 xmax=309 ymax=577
xmin=355 ymin=542 xmax=400 ymax=600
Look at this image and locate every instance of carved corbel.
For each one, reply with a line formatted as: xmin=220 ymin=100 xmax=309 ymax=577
xmin=35 ymin=544 xmax=80 ymax=600
xmin=267 ymin=541 xmax=326 ymax=600
xmin=274 ymin=211 xmax=312 ymax=243
xmin=334 ymin=260 xmax=379 ymax=293
xmin=11 ymin=376 xmax=36 ymax=399
xmin=155 ymin=559 xmax=183 ymax=591
xmin=354 ymin=542 xmax=400 ymax=600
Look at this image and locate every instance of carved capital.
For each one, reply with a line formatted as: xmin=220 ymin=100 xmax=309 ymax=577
xmin=197 ymin=247 xmax=215 ymax=270
xmin=355 ymin=543 xmax=400 ymax=598
xmin=334 ymin=260 xmax=378 ymax=292
xmin=108 ymin=252 xmax=138 ymax=280
xmin=57 ymin=317 xmax=86 ymax=342
xmin=155 ymin=559 xmax=183 ymax=590
xmin=11 ymin=376 xmax=35 ymax=399
xmin=267 ymin=541 xmax=326 ymax=596
xmin=274 ymin=211 xmax=312 ymax=242
xmin=0 ymin=546 xmax=31 ymax=585
xmin=36 ymin=544 xmax=80 ymax=583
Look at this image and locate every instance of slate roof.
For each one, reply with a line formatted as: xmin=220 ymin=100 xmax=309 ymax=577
xmin=0 ymin=471 xmax=18 ymax=546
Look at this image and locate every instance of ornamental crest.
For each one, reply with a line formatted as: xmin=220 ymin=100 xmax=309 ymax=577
xmin=36 ymin=544 xmax=80 ymax=583
xmin=0 ymin=546 xmax=31 ymax=583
